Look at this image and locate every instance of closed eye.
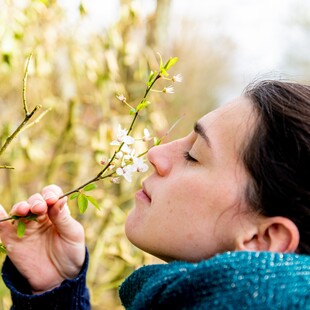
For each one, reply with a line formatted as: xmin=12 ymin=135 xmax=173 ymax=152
xmin=183 ymin=151 xmax=198 ymax=163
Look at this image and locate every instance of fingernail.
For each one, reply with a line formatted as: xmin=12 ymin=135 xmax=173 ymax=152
xmin=32 ymin=199 xmax=44 ymax=208
xmin=43 ymin=193 xmax=56 ymax=200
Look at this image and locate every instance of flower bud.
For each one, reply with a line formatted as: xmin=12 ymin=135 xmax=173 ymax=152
xmin=111 ymin=177 xmax=121 ymax=184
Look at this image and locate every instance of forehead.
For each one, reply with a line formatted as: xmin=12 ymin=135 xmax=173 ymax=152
xmin=200 ymin=96 xmax=253 ymax=122
xmin=198 ymin=97 xmax=256 ymax=156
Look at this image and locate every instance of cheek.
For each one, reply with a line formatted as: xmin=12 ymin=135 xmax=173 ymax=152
xmin=163 ymin=177 xmax=202 ymax=205
xmin=172 ymin=173 xmax=214 ymax=204
xmin=161 ymin=177 xmax=212 ymax=220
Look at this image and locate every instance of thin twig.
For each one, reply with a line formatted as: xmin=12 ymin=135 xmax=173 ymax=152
xmin=0 ymin=54 xmax=41 ymax=156
xmin=0 ymin=165 xmax=14 ymax=169
xmin=160 ymin=113 xmax=185 ymax=141
xmin=0 ymin=105 xmax=42 ymax=156
xmin=59 ymin=172 xmax=115 ymax=199
xmin=0 ymin=216 xmax=14 ymax=223
xmin=21 ymin=107 xmax=52 ymax=132
xmin=23 ymin=54 xmax=32 ymax=115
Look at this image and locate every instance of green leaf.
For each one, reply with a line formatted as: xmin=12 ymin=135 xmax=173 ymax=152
xmin=0 ymin=243 xmax=7 ymax=254
xmin=86 ymin=195 xmax=100 ymax=210
xmin=160 ymin=67 xmax=169 ymax=77
xmin=158 ymin=53 xmax=164 ymax=70
xmin=153 ymin=137 xmax=161 ymax=146
xmin=17 ymin=221 xmax=26 ymax=238
xmin=129 ymin=108 xmax=137 ymax=115
xmin=137 ymin=99 xmax=150 ymax=111
xmin=70 ymin=192 xmax=79 ymax=200
xmin=164 ymin=57 xmax=178 ymax=71
xmin=83 ymin=183 xmax=97 ymax=192
xmin=77 ymin=194 xmax=88 ymax=214
xmin=147 ymin=70 xmax=157 ymax=87
xmin=25 ymin=214 xmax=38 ymax=222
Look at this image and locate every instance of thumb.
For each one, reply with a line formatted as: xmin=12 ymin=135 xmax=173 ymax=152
xmin=0 ymin=204 xmax=10 ymax=233
xmin=48 ymin=200 xmax=84 ymax=243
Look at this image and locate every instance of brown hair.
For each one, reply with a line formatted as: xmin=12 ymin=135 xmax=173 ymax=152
xmin=243 ymin=80 xmax=310 ymax=254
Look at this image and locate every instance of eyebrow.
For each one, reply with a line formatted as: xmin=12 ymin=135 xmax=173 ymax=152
xmin=194 ymin=122 xmax=212 ymax=148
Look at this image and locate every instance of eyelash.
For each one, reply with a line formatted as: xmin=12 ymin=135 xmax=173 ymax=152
xmin=183 ymin=151 xmax=198 ymax=163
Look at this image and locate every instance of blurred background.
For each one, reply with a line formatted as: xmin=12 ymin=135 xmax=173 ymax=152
xmin=0 ymin=0 xmax=310 ymax=308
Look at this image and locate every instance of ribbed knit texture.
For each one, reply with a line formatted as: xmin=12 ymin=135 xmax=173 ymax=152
xmin=119 ymin=251 xmax=310 ymax=309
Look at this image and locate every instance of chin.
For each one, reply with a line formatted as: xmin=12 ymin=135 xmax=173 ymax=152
xmin=124 ymin=218 xmax=153 ymax=256
xmin=124 ymin=212 xmax=141 ymax=245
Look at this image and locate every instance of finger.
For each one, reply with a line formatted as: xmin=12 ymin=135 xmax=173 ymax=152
xmin=48 ymin=202 xmax=84 ymax=243
xmin=11 ymin=201 xmax=31 ymax=216
xmin=42 ymin=184 xmax=63 ymax=206
xmin=0 ymin=204 xmax=9 ymax=218
xmin=27 ymin=193 xmax=48 ymax=215
xmin=0 ymin=204 xmax=10 ymax=233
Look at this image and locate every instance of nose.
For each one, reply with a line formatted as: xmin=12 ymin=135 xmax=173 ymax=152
xmin=147 ymin=142 xmax=174 ymax=176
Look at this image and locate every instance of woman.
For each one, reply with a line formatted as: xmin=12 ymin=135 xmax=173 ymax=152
xmin=0 ymin=80 xmax=309 ymax=309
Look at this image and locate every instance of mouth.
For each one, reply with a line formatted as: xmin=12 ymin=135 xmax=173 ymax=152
xmin=135 ymin=183 xmax=151 ymax=203
xmin=142 ymin=183 xmax=151 ymax=200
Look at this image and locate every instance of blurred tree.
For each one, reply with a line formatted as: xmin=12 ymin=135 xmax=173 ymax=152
xmin=280 ymin=2 xmax=310 ymax=80
xmin=146 ymin=0 xmax=172 ymax=48
xmin=0 ymin=0 xmax=234 ymax=308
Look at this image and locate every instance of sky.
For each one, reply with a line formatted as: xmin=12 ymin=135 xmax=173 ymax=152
xmin=170 ymin=0 xmax=310 ymax=84
xmin=60 ymin=0 xmax=310 ymax=92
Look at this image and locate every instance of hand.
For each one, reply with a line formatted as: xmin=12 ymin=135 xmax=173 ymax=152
xmin=0 ymin=185 xmax=85 ymax=293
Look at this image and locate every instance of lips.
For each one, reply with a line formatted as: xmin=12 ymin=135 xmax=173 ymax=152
xmin=142 ymin=183 xmax=151 ymax=201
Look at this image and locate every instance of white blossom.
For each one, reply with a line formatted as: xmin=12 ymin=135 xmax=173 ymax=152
xmin=116 ymin=165 xmax=134 ymax=182
xmin=109 ymin=125 xmax=151 ymax=183
xmin=142 ymin=128 xmax=152 ymax=141
xmin=108 ymin=164 xmax=115 ymax=170
xmin=162 ymin=85 xmax=174 ymax=94
xmin=110 ymin=125 xmax=135 ymax=146
xmin=121 ymin=143 xmax=133 ymax=155
xmin=111 ymin=177 xmax=121 ymax=184
xmin=123 ymin=135 xmax=135 ymax=145
xmin=115 ymin=151 xmax=123 ymax=159
xmin=172 ymin=74 xmax=183 ymax=83
xmin=116 ymin=94 xmax=126 ymax=102
xmin=132 ymin=157 xmax=149 ymax=173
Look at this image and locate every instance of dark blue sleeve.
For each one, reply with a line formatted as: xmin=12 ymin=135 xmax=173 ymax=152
xmin=1 ymin=248 xmax=90 ymax=310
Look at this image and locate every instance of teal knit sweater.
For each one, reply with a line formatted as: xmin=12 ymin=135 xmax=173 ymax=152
xmin=2 ymin=250 xmax=309 ymax=309
xmin=119 ymin=251 xmax=310 ymax=309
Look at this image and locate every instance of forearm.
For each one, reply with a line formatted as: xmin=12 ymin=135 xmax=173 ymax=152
xmin=2 ymin=248 xmax=90 ymax=310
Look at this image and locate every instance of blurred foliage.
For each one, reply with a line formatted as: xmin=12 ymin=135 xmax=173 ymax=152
xmin=282 ymin=3 xmax=310 ymax=79
xmin=0 ymin=0 xmax=233 ymax=308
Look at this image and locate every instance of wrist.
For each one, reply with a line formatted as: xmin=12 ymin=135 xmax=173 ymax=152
xmin=30 ymin=250 xmax=86 ymax=294
xmin=31 ymin=278 xmax=64 ymax=295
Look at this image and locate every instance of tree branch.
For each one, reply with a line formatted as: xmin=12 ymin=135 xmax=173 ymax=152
xmin=0 ymin=54 xmax=42 ymax=158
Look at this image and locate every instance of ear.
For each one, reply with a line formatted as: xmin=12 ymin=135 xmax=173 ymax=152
xmin=236 ymin=217 xmax=300 ymax=253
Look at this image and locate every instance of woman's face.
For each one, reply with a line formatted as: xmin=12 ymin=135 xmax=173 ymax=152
xmin=125 ymin=96 xmax=258 ymax=261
